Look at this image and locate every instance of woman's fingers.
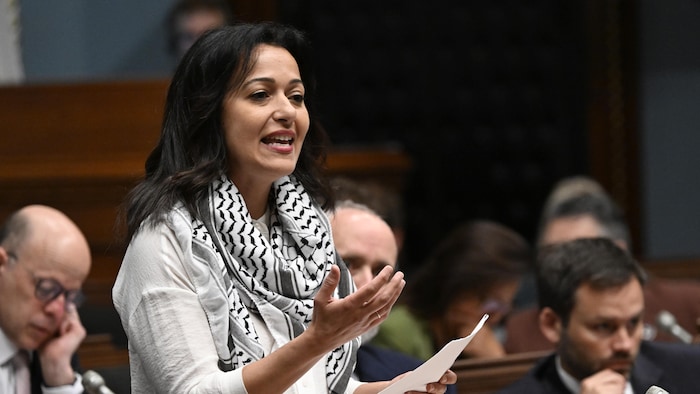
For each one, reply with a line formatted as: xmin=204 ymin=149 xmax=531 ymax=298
xmin=372 ymin=272 xmax=405 ymax=319
xmin=316 ymin=264 xmax=340 ymax=304
xmin=311 ymin=264 xmax=404 ymax=345
xmin=424 ymin=370 xmax=457 ymax=393
xmin=354 ymin=266 xmax=404 ymax=310
xmin=403 ymin=369 xmax=457 ymax=393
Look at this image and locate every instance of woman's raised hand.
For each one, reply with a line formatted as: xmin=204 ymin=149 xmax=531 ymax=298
xmin=308 ymin=265 xmax=404 ymax=350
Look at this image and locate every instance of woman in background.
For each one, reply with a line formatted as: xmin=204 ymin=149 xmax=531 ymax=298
xmin=372 ymin=220 xmax=532 ymax=360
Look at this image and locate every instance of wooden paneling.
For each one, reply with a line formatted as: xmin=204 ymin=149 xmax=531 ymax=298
xmin=451 ymin=350 xmax=549 ymax=393
xmin=326 ymin=146 xmax=412 ymax=191
xmin=0 ymin=80 xmax=168 ymax=308
xmin=0 ymin=80 xmax=166 ymax=171
xmin=584 ymin=0 xmax=642 ymax=255
xmin=643 ymin=258 xmax=700 ymax=281
xmin=77 ymin=334 xmax=129 ymax=370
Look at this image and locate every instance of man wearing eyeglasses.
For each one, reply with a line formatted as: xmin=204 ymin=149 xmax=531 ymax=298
xmin=0 ymin=205 xmax=91 ymax=394
xmin=329 ymin=201 xmax=459 ymax=393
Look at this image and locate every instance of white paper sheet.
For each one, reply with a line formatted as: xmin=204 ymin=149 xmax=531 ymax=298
xmin=378 ymin=314 xmax=489 ymax=394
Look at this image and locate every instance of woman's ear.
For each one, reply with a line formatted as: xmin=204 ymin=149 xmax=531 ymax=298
xmin=539 ymin=307 xmax=563 ymax=345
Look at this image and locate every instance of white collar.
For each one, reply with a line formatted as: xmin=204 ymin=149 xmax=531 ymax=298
xmin=0 ymin=327 xmax=19 ymax=366
xmin=251 ymin=208 xmax=271 ymax=241
xmin=555 ymin=356 xmax=581 ymax=394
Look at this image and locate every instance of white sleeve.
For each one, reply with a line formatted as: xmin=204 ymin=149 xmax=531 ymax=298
xmin=347 ymin=377 xmax=364 ymax=393
xmin=113 ymin=218 xmax=248 ymax=394
xmin=41 ymin=373 xmax=82 ymax=394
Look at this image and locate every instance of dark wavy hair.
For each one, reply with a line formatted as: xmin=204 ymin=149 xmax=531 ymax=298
xmin=123 ymin=22 xmax=332 ymax=241
xmin=404 ymin=220 xmax=532 ymax=321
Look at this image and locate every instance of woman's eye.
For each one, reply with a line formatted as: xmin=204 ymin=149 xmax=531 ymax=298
xmin=250 ymin=91 xmax=269 ymax=100
xmin=289 ymin=93 xmax=304 ymax=104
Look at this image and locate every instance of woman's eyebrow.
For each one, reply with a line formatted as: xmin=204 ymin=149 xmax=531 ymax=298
xmin=242 ymin=77 xmax=304 ymax=88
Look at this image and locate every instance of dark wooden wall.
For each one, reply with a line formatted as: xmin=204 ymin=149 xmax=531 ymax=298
xmin=0 ymin=80 xmax=167 ymax=307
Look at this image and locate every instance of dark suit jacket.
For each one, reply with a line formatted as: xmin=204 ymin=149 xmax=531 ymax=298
xmin=355 ymin=344 xmax=457 ymax=394
xmin=496 ymin=341 xmax=700 ymax=394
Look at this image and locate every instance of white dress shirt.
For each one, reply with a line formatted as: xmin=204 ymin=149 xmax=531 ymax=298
xmin=0 ymin=327 xmax=20 ymax=394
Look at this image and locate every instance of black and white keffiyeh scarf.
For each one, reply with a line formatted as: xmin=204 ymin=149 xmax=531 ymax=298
xmin=189 ymin=174 xmax=357 ymax=393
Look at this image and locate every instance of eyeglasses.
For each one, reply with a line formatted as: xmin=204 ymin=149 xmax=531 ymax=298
xmin=7 ymin=252 xmax=85 ymax=309
xmin=480 ymin=298 xmax=511 ymax=316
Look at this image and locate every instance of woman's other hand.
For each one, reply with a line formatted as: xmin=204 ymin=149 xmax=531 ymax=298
xmin=357 ymin=369 xmax=457 ymax=394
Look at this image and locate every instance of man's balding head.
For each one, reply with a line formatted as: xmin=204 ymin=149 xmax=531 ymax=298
xmin=0 ymin=205 xmax=91 ymax=349
xmin=330 ymin=202 xmax=398 ymax=289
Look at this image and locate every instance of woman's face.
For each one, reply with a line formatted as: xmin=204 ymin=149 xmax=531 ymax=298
xmin=222 ymin=44 xmax=309 ymax=187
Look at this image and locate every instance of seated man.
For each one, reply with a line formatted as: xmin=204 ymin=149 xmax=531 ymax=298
xmin=497 ymin=238 xmax=700 ymax=394
xmin=505 ymin=176 xmax=700 ymax=352
xmin=0 ymin=205 xmax=92 ymax=393
xmin=329 ymin=200 xmax=456 ymax=393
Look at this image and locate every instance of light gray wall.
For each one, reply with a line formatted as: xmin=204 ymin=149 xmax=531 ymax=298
xmin=20 ymin=0 xmax=178 ymax=83
xmin=639 ymin=0 xmax=700 ymax=259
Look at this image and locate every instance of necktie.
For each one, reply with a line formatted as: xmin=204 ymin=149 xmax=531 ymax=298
xmin=12 ymin=350 xmax=30 ymax=394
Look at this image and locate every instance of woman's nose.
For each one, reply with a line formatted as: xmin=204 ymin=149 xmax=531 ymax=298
xmin=272 ymin=94 xmax=296 ymax=124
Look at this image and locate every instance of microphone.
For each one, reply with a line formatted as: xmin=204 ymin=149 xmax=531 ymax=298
xmin=82 ymin=370 xmax=116 ymax=394
xmin=656 ymin=310 xmax=693 ymax=344
xmin=645 ymin=385 xmax=669 ymax=394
